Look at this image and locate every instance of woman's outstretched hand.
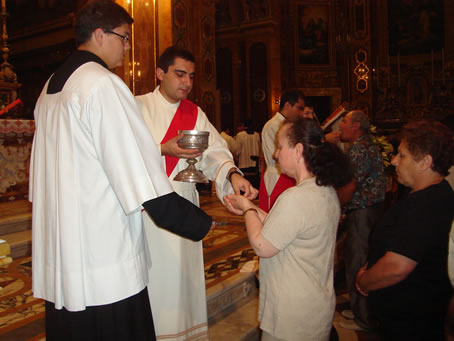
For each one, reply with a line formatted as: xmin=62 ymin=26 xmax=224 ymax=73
xmin=224 ymin=193 xmax=251 ymax=216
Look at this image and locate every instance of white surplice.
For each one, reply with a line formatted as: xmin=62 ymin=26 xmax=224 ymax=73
xmin=234 ymin=130 xmax=260 ymax=169
xmin=136 ymin=87 xmax=236 ymax=341
xmin=30 ymin=61 xmax=173 ymax=312
xmin=261 ymin=112 xmax=285 ymax=195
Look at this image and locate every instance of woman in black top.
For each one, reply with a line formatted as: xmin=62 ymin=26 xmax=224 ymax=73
xmin=355 ymin=119 xmax=454 ymax=341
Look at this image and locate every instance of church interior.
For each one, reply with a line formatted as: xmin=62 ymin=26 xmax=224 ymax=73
xmin=0 ymin=0 xmax=453 ymax=340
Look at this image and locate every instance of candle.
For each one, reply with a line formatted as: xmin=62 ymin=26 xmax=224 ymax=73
xmin=397 ymin=53 xmax=401 ymax=87
xmin=376 ymin=56 xmax=380 ymax=89
xmin=442 ymin=48 xmax=445 ymax=85
xmin=431 ymin=49 xmax=434 ymax=85
xmin=387 ymin=54 xmax=390 ymax=88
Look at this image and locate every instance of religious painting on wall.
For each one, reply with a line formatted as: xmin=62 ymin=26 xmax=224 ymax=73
xmin=296 ymin=2 xmax=331 ymax=66
xmin=388 ymin=0 xmax=444 ymax=56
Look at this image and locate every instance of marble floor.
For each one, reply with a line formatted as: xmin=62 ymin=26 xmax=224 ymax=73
xmin=0 ymin=189 xmax=380 ymax=340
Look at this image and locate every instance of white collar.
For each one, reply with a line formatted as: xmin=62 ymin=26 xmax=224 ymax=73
xmin=154 ymin=85 xmax=181 ymax=111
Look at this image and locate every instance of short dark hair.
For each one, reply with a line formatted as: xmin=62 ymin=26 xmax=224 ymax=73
xmin=401 ymin=119 xmax=454 ymax=176
xmin=279 ymin=89 xmax=305 ymax=111
xmin=304 ymin=99 xmax=315 ymax=109
xmin=75 ymin=0 xmax=133 ymax=46
xmin=282 ymin=117 xmax=352 ymax=188
xmin=157 ymin=46 xmax=196 ymax=72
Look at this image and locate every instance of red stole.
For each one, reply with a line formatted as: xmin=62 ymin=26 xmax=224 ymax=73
xmin=258 ymin=159 xmax=296 ymax=212
xmin=160 ymin=99 xmax=198 ymax=177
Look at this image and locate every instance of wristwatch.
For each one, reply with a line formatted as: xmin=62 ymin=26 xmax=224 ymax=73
xmin=227 ymin=169 xmax=241 ymax=183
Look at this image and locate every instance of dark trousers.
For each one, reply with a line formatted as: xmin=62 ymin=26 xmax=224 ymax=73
xmin=376 ymin=314 xmax=446 ymax=341
xmin=344 ymin=203 xmax=383 ymax=329
xmin=45 ymin=287 xmax=156 ymax=341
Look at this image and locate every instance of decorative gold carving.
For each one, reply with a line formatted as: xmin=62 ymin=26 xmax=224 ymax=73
xmin=0 ymin=0 xmax=17 ymax=83
xmin=354 ymin=48 xmax=369 ymax=93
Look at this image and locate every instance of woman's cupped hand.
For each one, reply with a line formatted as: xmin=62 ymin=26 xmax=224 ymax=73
xmin=223 ymin=193 xmax=251 ymax=216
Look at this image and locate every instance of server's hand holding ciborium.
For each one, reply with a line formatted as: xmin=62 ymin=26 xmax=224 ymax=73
xmin=173 ymin=130 xmax=210 ymax=183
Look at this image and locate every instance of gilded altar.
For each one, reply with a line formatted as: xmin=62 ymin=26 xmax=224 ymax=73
xmin=0 ymin=119 xmax=34 ymax=202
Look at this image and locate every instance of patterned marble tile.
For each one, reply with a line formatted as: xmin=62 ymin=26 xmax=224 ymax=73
xmin=205 ymin=248 xmax=258 ymax=288
xmin=0 ymin=192 xmax=381 ymax=341
xmin=0 ymin=257 xmax=45 ymax=338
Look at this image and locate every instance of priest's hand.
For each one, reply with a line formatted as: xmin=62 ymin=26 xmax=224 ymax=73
xmin=230 ymin=173 xmax=258 ymax=200
xmin=161 ymin=133 xmax=203 ymax=159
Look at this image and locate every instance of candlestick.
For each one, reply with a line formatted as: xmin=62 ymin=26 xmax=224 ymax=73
xmin=387 ymin=54 xmax=390 ymax=88
xmin=376 ymin=56 xmax=380 ymax=89
xmin=442 ymin=48 xmax=445 ymax=85
xmin=431 ymin=49 xmax=434 ymax=85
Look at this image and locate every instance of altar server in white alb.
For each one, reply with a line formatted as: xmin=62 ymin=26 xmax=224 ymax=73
xmin=136 ymin=46 xmax=258 ymax=341
xmin=29 ymin=2 xmax=212 ymax=340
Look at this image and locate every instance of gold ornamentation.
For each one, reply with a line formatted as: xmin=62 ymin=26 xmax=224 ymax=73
xmin=354 ymin=48 xmax=369 ymax=93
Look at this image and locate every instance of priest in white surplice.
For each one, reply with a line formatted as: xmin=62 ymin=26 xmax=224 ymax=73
xmin=136 ymin=46 xmax=258 ymax=341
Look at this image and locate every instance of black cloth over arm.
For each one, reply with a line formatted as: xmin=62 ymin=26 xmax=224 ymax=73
xmin=142 ymin=192 xmax=211 ymax=241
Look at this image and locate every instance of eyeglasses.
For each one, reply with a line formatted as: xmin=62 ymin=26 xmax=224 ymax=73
xmin=103 ymin=29 xmax=129 ymax=43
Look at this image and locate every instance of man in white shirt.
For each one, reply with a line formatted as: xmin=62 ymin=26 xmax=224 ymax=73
xmin=259 ymin=89 xmax=305 ymax=212
xmin=30 ymin=2 xmax=212 ymax=340
xmin=136 ymin=46 xmax=257 ymax=341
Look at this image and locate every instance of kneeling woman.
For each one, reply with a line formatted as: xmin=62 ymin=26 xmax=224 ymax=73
xmin=224 ymin=118 xmax=352 ymax=341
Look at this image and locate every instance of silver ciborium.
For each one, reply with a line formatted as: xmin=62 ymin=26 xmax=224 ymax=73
xmin=173 ymin=130 xmax=210 ymax=183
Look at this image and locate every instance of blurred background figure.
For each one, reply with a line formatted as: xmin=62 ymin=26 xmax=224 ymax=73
xmin=301 ymin=100 xmax=317 ymax=121
xmin=220 ymin=126 xmax=240 ymax=163
xmin=302 ymin=100 xmax=341 ymax=144
xmin=235 ymin=122 xmax=246 ymax=135
xmin=235 ymin=120 xmax=261 ymax=188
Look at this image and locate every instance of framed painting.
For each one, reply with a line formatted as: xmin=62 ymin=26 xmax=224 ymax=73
xmin=296 ymin=2 xmax=333 ymax=67
xmin=388 ymin=0 xmax=444 ymax=56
